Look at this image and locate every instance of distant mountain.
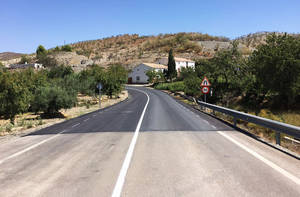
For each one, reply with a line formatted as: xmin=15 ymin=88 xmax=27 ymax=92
xmin=0 ymin=52 xmax=24 ymax=61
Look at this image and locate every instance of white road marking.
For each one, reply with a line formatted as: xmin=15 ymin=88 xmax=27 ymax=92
xmin=93 ymin=114 xmax=96 ymax=117
xmin=202 ymin=120 xmax=210 ymax=125
xmin=218 ymin=131 xmax=300 ymax=185
xmin=72 ymin=123 xmax=80 ymax=128
xmin=112 ymin=88 xmax=150 ymax=197
xmin=84 ymin=118 xmax=90 ymax=122
xmin=0 ymin=130 xmax=67 ymax=165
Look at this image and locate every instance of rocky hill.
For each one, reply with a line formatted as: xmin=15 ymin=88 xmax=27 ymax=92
xmin=0 ymin=52 xmax=24 ymax=67
xmin=2 ymin=32 xmax=299 ymax=70
xmin=68 ymin=32 xmax=282 ymax=69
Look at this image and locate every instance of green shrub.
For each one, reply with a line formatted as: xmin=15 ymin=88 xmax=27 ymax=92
xmin=47 ymin=65 xmax=74 ymax=79
xmin=31 ymin=85 xmax=77 ymax=114
xmin=184 ymin=77 xmax=202 ymax=97
xmin=61 ymin=45 xmax=72 ymax=52
xmin=36 ymin=45 xmax=47 ymax=57
xmin=154 ymin=81 xmax=185 ymax=92
xmin=249 ymin=33 xmax=300 ymax=108
xmin=0 ymin=72 xmax=32 ymax=123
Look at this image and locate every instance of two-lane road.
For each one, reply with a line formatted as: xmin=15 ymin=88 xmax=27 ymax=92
xmin=0 ymin=86 xmax=299 ymax=197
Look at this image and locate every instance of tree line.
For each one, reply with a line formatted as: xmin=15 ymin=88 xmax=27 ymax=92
xmin=0 ymin=47 xmax=128 ymax=123
xmin=154 ymin=33 xmax=300 ymax=110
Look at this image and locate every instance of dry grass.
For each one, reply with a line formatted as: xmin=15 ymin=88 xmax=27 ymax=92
xmin=211 ymin=109 xmax=300 ymax=154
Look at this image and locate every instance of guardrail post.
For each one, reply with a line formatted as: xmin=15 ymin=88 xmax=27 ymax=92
xmin=276 ymin=132 xmax=281 ymax=145
xmin=234 ymin=117 xmax=237 ymax=127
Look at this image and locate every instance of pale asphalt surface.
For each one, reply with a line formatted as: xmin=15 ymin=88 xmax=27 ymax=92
xmin=0 ymin=86 xmax=299 ymax=197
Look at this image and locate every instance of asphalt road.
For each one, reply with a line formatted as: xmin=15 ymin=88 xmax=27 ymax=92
xmin=0 ymin=86 xmax=299 ymax=197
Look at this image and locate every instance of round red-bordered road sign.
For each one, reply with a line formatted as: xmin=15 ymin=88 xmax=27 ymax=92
xmin=201 ymin=86 xmax=210 ymax=94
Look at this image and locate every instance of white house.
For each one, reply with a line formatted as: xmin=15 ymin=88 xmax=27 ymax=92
xmin=156 ymin=57 xmax=195 ymax=72
xmin=9 ymin=63 xmax=44 ymax=70
xmin=128 ymin=63 xmax=167 ymax=84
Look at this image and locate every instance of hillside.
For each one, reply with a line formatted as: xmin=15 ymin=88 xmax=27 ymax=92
xmin=0 ymin=52 xmax=24 ymax=61
xmin=235 ymin=31 xmax=300 ymax=50
xmin=2 ymin=32 xmax=299 ymax=70
xmin=69 ymin=33 xmax=231 ymax=69
xmin=69 ymin=32 xmax=296 ymax=69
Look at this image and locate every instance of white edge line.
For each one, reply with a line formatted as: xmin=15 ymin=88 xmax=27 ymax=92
xmin=72 ymin=123 xmax=80 ymax=128
xmin=84 ymin=118 xmax=90 ymax=122
xmin=0 ymin=130 xmax=67 ymax=165
xmin=112 ymin=88 xmax=150 ymax=197
xmin=218 ymin=131 xmax=300 ymax=185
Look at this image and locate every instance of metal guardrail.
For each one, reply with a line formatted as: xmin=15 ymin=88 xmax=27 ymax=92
xmin=195 ymin=100 xmax=300 ymax=145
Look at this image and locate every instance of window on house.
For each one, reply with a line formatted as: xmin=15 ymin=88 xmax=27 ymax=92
xmin=136 ymin=76 xmax=140 ymax=81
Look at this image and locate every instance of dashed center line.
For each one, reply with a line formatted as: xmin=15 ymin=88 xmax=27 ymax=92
xmin=72 ymin=123 xmax=80 ymax=128
xmin=0 ymin=129 xmax=67 ymax=165
xmin=84 ymin=118 xmax=89 ymax=122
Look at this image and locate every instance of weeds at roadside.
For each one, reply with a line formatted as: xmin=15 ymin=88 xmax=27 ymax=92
xmin=26 ymin=121 xmax=33 ymax=129
xmin=5 ymin=123 xmax=13 ymax=132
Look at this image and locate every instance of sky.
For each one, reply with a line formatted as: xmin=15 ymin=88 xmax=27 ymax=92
xmin=1 ymin=0 xmax=299 ymax=54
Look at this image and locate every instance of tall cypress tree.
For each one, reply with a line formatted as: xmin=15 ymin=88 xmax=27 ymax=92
xmin=167 ymin=49 xmax=177 ymax=81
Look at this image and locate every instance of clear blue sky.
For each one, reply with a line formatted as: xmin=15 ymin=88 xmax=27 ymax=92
xmin=1 ymin=0 xmax=299 ymax=54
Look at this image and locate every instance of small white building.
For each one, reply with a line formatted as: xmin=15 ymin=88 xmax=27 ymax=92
xmin=9 ymin=63 xmax=44 ymax=70
xmin=128 ymin=63 xmax=167 ymax=84
xmin=156 ymin=57 xmax=195 ymax=72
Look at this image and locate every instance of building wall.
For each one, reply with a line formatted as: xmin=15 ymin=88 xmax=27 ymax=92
xmin=128 ymin=64 xmax=165 ymax=83
xmin=156 ymin=57 xmax=195 ymax=71
xmin=156 ymin=58 xmax=168 ymax=65
xmin=175 ymin=61 xmax=195 ymax=71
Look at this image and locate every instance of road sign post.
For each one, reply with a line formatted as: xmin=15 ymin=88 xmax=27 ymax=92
xmin=97 ymin=83 xmax=103 ymax=108
xmin=201 ymin=86 xmax=209 ymax=102
xmin=200 ymin=77 xmax=211 ymax=103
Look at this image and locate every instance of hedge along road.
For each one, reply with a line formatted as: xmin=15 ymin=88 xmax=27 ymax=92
xmin=0 ymin=86 xmax=299 ymax=197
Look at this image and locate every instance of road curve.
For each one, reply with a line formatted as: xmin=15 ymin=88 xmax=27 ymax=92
xmin=0 ymin=86 xmax=299 ymax=197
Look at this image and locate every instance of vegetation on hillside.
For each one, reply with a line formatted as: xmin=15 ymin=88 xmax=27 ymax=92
xmin=69 ymin=33 xmax=230 ymax=67
xmin=154 ymin=33 xmax=300 ymax=111
xmin=0 ymin=45 xmax=128 ymax=123
xmin=153 ymin=34 xmax=299 ymax=152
